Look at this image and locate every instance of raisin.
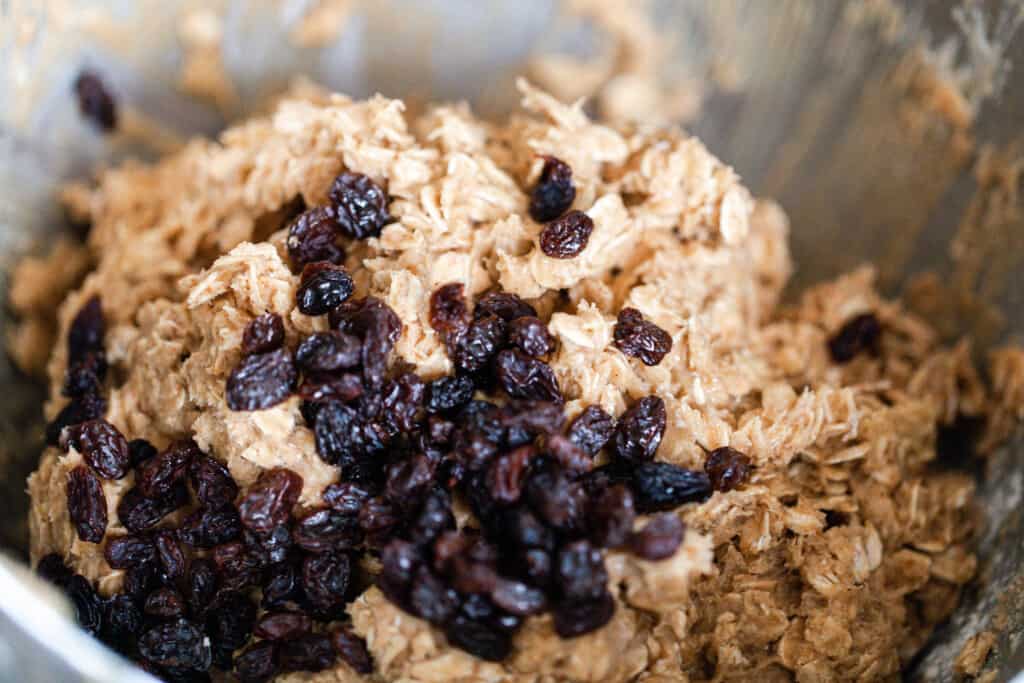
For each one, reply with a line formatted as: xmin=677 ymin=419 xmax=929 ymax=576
xmin=241 ymin=313 xmax=286 ymax=356
xmin=378 ymin=539 xmax=422 ymax=602
xmin=36 ymin=553 xmax=73 ymax=587
xmin=426 ymin=375 xmax=475 ymax=415
xmin=104 ymin=534 xmax=156 ymax=569
xmin=138 ymin=618 xmax=212 ymax=671
xmin=552 ymin=592 xmax=615 ymax=638
xmin=487 ymin=445 xmax=536 ymax=504
xmin=588 ymin=484 xmax=635 ymax=548
xmin=137 ymin=439 xmax=198 ymax=498
xmin=490 ymin=578 xmax=547 ymax=616
xmin=287 ymin=207 xmax=344 ymax=267
xmin=292 ymin=509 xmax=362 ymax=553
xmin=73 ymin=71 xmax=117 ymax=131
xmin=383 ymin=454 xmax=434 ymax=507
xmin=297 ymin=373 xmax=364 ymax=404
xmin=495 ymin=349 xmax=562 ymax=403
xmin=330 ymin=296 xmax=402 ymax=347
xmin=296 ymin=262 xmax=354 ymax=316
xmin=226 ymin=347 xmax=297 ymax=411
xmin=520 ymin=548 xmax=553 ymax=588
xmin=499 ymin=507 xmax=554 ymax=551
xmin=295 ymin=331 xmax=361 ymax=373
xmin=380 ymin=373 xmax=425 ymax=435
xmin=555 ymin=540 xmax=607 ymax=601
xmin=206 ymin=591 xmax=257 ymax=654
xmin=445 ymin=616 xmax=512 ymax=661
xmin=611 ymin=396 xmax=665 ymax=463
xmin=235 ymin=641 xmax=278 ymax=682
xmin=46 ymin=393 xmax=107 ymax=446
xmin=408 ymin=488 xmax=455 ymax=546
xmin=67 ymin=295 xmax=105 ymax=358
xmin=211 ymin=542 xmax=263 ymax=590
xmin=358 ymin=497 xmax=403 ymax=547
xmin=154 ymin=530 xmax=186 ymax=580
xmin=453 ymin=314 xmax=506 ymax=373
xmin=474 ymin=291 xmax=537 ymax=322
xmin=429 ymin=283 xmax=470 ymax=347
xmin=302 ymin=552 xmax=351 ymax=616
xmin=261 ymin=560 xmax=301 ymax=609
xmin=828 ymin=312 xmax=882 ymax=363
xmin=498 ymin=401 xmax=565 ymax=443
xmin=630 ymin=462 xmax=711 ymax=513
xmin=178 ymin=506 xmax=243 ymax=548
xmin=187 ymin=455 xmax=238 ymax=510
xmin=63 ymin=350 xmax=106 ymax=397
xmin=121 ymin=564 xmax=160 ymax=600
xmin=409 ymin=567 xmax=460 ymax=624
xmin=102 ymin=594 xmax=142 ymax=651
xmin=331 ymin=625 xmax=373 ymax=674
xmin=613 ymin=308 xmax=673 ymax=366
xmin=128 ymin=438 xmax=158 ymax=468
xmin=704 ymin=446 xmax=751 ymax=492
xmin=144 ymin=587 xmax=186 ymax=618
xmin=545 ymin=434 xmax=592 ymax=474
xmin=505 ymin=316 xmax=554 ymax=357
xmin=322 ymin=482 xmax=372 ymax=515
xmin=279 ymin=633 xmax=336 ymax=673
xmin=185 ymin=559 xmax=219 ymax=617
xmin=65 ymin=575 xmax=104 ymax=635
xmin=117 ymin=483 xmax=189 ymax=533
xmin=238 ymin=468 xmax=303 ymax=533
xmin=312 ymin=402 xmax=386 ymax=474
xmin=67 ymin=465 xmax=107 ymax=543
xmin=253 ymin=611 xmax=311 ymax=641
xmin=244 ymin=524 xmax=293 ymax=566
xmin=525 ymin=463 xmax=586 ymax=534
xmin=329 ymin=171 xmax=391 ymax=240
xmin=567 ymin=405 xmax=615 ymax=457
xmin=539 ymin=210 xmax=593 ymax=259
xmin=629 ymin=513 xmax=684 ymax=560
xmin=529 ymin=156 xmax=576 ymax=222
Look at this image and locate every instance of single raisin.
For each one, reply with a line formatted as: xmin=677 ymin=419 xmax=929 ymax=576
xmin=244 ymin=524 xmax=293 ymax=567
xmin=507 ymin=316 xmax=555 ymax=357
xmin=384 ymin=454 xmax=435 ymax=507
xmin=629 ymin=513 xmax=684 ymax=560
xmin=588 ymin=484 xmax=635 ymax=548
xmin=453 ymin=314 xmax=506 ymax=373
xmin=104 ymin=534 xmax=156 ymax=569
xmin=46 ymin=393 xmax=107 ymax=446
xmin=539 ymin=210 xmax=593 ymax=259
xmin=426 ymin=375 xmax=476 ymax=415
xmin=445 ymin=616 xmax=512 ymax=661
xmin=567 ymin=406 xmax=615 ymax=457
xmin=296 ymin=262 xmax=355 ymax=316
xmin=828 ymin=312 xmax=882 ymax=363
xmin=408 ymin=488 xmax=455 ymax=547
xmin=358 ymin=497 xmax=403 ymax=547
xmin=238 ymin=468 xmax=303 ymax=533
xmin=254 ymin=611 xmax=312 ymax=641
xmin=312 ymin=402 xmax=386 ymax=473
xmin=297 ymin=373 xmax=364 ymax=404
xmin=613 ymin=308 xmax=673 ymax=366
xmin=261 ymin=560 xmax=301 ymax=609
xmin=154 ymin=530 xmax=186 ymax=580
xmin=211 ymin=542 xmax=263 ymax=590
xmin=322 ymin=482 xmax=371 ymax=515
xmin=287 ymin=207 xmax=344 ymax=267
xmin=67 ymin=465 xmax=107 ymax=543
xmin=490 ymin=578 xmax=547 ymax=616
xmin=551 ymin=592 xmax=615 ymax=638
xmin=62 ymin=350 xmax=106 ymax=397
xmin=545 ymin=434 xmax=592 ymax=474
xmin=117 ymin=483 xmax=189 ymax=533
xmin=525 ymin=463 xmax=586 ymax=534
xmin=378 ymin=539 xmax=422 ymax=602
xmin=178 ymin=507 xmax=243 ymax=549
xmin=138 ymin=618 xmax=212 ymax=672
xmin=630 ymin=462 xmax=711 ymax=513
xmin=495 ymin=349 xmax=562 ymax=403
xmin=67 ymin=295 xmax=105 ymax=359
xmin=409 ymin=567 xmax=460 ymax=624
xmin=226 ymin=347 xmax=297 ymax=411
xmin=36 ymin=553 xmax=73 ymax=587
xmin=529 ymin=156 xmax=576 ymax=222
xmin=128 ymin=438 xmax=158 ymax=468
xmin=331 ymin=625 xmax=373 ymax=674
xmin=206 ymin=591 xmax=257 ymax=654
xmin=137 ymin=440 xmax=200 ymax=498
xmin=144 ymin=587 xmax=186 ymax=619
xmin=235 ymin=641 xmax=278 ymax=683
xmin=73 ymin=72 xmax=117 ymax=131
xmin=279 ymin=633 xmax=336 ymax=673
xmin=380 ymin=373 xmax=425 ymax=435
xmin=102 ymin=594 xmax=142 ymax=651
xmin=704 ymin=446 xmax=751 ymax=492
xmin=295 ymin=331 xmax=361 ymax=373
xmin=474 ymin=291 xmax=536 ymax=322
xmin=292 ymin=509 xmax=362 ymax=553
xmin=329 ymin=171 xmax=391 ymax=240
xmin=429 ymin=283 xmax=470 ymax=347
xmin=555 ymin=540 xmax=608 ymax=601
xmin=487 ymin=445 xmax=536 ymax=504
xmin=301 ymin=552 xmax=351 ymax=617
xmin=611 ymin=396 xmax=665 ymax=463
xmin=188 ymin=455 xmax=238 ymax=510
xmin=185 ymin=559 xmax=219 ymax=617
xmin=61 ymin=419 xmax=129 ymax=480
xmin=242 ymin=313 xmax=286 ymax=356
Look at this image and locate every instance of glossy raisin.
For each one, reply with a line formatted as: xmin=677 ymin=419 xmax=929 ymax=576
xmin=117 ymin=483 xmax=189 ymax=533
xmin=630 ymin=461 xmax=711 ymax=513
xmin=235 ymin=641 xmax=278 ymax=683
xmin=545 ymin=434 xmax=592 ymax=474
xmin=474 ymin=291 xmax=536 ymax=322
xmin=555 ymin=540 xmax=607 ymax=601
xmin=611 ymin=396 xmax=665 ymax=463
xmin=144 ymin=587 xmax=186 ymax=619
xmin=104 ymin=534 xmax=156 ymax=569
xmin=507 ymin=316 xmax=555 ymax=357
xmin=241 ymin=313 xmax=286 ymax=356
xmin=426 ymin=375 xmax=476 ymax=415
xmin=226 ymin=347 xmax=297 ymax=411
xmin=301 ymin=552 xmax=351 ymax=616
xmin=187 ymin=455 xmax=238 ymax=510
xmin=322 ymin=482 xmax=372 ymax=515
xmin=331 ymin=625 xmax=373 ymax=674
xmin=613 ymin=308 xmax=673 ymax=366
xmin=329 ymin=171 xmax=391 ymax=240
xmin=67 ymin=465 xmax=107 ymax=543
xmin=292 ymin=509 xmax=362 ymax=553
xmin=490 ymin=578 xmax=547 ymax=616
xmin=529 ymin=156 xmax=576 ymax=222
xmin=73 ymin=72 xmax=117 ymax=131
xmin=295 ymin=331 xmax=361 ymax=373
xmin=552 ymin=591 xmax=615 ymax=638
xmin=211 ymin=542 xmax=263 ymax=590
xmin=136 ymin=439 xmax=198 ymax=498
xmin=378 ymin=539 xmax=422 ymax=602
xmin=429 ymin=283 xmax=470 ymax=346
xmin=154 ymin=530 xmax=186 ymax=580
xmin=312 ymin=402 xmax=386 ymax=474
xmin=525 ymin=463 xmax=586 ymax=534
xmin=296 ymin=261 xmax=354 ymax=316
xmin=380 ymin=373 xmax=425 ymax=434
xmin=178 ymin=506 xmax=243 ymax=549
xmin=261 ymin=560 xmax=302 ymax=609
xmin=629 ymin=513 xmax=684 ymax=560
xmin=704 ymin=446 xmax=752 ymax=492
xmin=358 ymin=496 xmax=403 ymax=547
xmin=567 ymin=405 xmax=615 ymax=457
xmin=206 ymin=591 xmax=257 ymax=654
xmin=297 ymin=373 xmax=364 ymax=404
xmin=287 ymin=207 xmax=344 ymax=267
xmin=829 ymin=312 xmax=882 ymax=363
xmin=244 ymin=524 xmax=293 ymax=566
xmin=453 ymin=314 xmax=506 ymax=373
xmin=238 ymin=468 xmax=303 ymax=533
xmin=102 ymin=594 xmax=143 ymax=651
xmin=408 ymin=488 xmax=455 ymax=547
xmin=495 ymin=349 xmax=562 ymax=403
xmin=409 ymin=567 xmax=460 ymax=624
xmin=138 ymin=618 xmax=212 ymax=672
xmin=46 ymin=393 xmax=107 ymax=446
xmin=539 ymin=210 xmax=593 ymax=259
xmin=185 ymin=559 xmax=219 ymax=617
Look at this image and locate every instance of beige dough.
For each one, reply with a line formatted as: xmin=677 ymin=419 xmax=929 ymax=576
xmin=17 ymin=79 xmax=1024 ymax=682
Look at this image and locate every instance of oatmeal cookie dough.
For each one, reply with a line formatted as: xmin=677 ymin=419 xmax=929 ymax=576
xmin=20 ymin=80 xmax=1024 ymax=682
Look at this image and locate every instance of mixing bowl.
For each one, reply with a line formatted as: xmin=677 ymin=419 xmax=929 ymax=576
xmin=0 ymin=1 xmax=1022 ymax=680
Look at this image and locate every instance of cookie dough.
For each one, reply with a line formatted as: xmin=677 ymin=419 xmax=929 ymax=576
xmin=19 ymin=79 xmax=1024 ymax=681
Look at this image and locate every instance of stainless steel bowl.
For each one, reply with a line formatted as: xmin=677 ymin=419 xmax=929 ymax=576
xmin=1 ymin=1 xmax=1022 ymax=681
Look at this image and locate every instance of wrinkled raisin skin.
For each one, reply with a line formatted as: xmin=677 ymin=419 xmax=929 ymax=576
xmin=296 ymin=262 xmax=354 ymax=316
xmin=611 ymin=396 xmax=665 ymax=463
xmin=65 ymin=419 xmax=130 ymax=480
xmin=188 ymin=455 xmax=239 ymax=510
xmin=226 ymin=348 xmax=297 ymax=411
xmin=237 ymin=468 xmax=303 ymax=533
xmin=630 ymin=461 xmax=712 ymax=513
xmin=329 ymin=171 xmax=391 ymax=240
xmin=529 ymin=156 xmax=576 ymax=222
xmin=539 ymin=210 xmax=593 ymax=259
xmin=137 ymin=618 xmax=212 ymax=672
xmin=704 ymin=446 xmax=752 ymax=492
xmin=567 ymin=405 xmax=615 ymax=457
xmin=136 ymin=440 xmax=198 ymax=499
xmin=242 ymin=313 xmax=286 ymax=356
xmin=331 ymin=626 xmax=374 ymax=674
xmin=67 ymin=465 xmax=107 ymax=543
xmin=445 ymin=616 xmax=512 ymax=661
xmin=495 ymin=349 xmax=562 ymax=403
xmin=828 ymin=312 xmax=882 ymax=363
xmin=507 ymin=316 xmax=555 ymax=357
xmin=613 ymin=308 xmax=673 ymax=366
xmin=287 ymin=207 xmax=344 ymax=267
xmin=429 ymin=283 xmax=470 ymax=347
xmin=473 ymin=292 xmax=536 ymax=322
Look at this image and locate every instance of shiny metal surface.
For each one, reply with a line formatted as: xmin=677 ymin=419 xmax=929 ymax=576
xmin=0 ymin=1 xmax=1021 ymax=681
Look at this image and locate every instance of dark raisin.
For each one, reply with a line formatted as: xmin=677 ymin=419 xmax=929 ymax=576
xmin=567 ymin=406 xmax=615 ymax=457
xmin=445 ymin=616 xmax=511 ymax=661
xmin=499 ymin=507 xmax=554 ymax=551
xmin=117 ymin=483 xmax=189 ymax=533
xmin=296 ymin=261 xmax=354 ymax=316
xmin=102 ymin=594 xmax=142 ymax=650
xmin=238 ymin=468 xmax=303 ymax=533
xmin=206 ymin=592 xmax=257 ymax=654
xmin=302 ymin=551 xmax=351 ymax=616
xmin=611 ymin=396 xmax=665 ymax=463
xmin=261 ymin=560 xmax=301 ymax=609
xmin=128 ymin=438 xmax=158 ymax=468
xmin=490 ymin=578 xmax=547 ymax=616
xmin=539 ymin=210 xmax=593 ymax=259
xmin=104 ymin=534 xmax=156 ymax=569
xmin=630 ymin=462 xmax=711 ymax=513
xmin=252 ymin=611 xmax=310 ymax=641
xmin=828 ymin=312 xmax=882 ymax=363
xmin=279 ymin=633 xmax=336 ymax=673
xmin=311 ymin=402 xmax=383 ymax=472
xmin=474 ymin=292 xmax=536 ymax=322
xmin=383 ymin=454 xmax=435 ymax=507
xmin=448 ymin=555 xmax=499 ymax=596
xmin=555 ymin=540 xmax=607 ymax=601
xmin=297 ymin=373 xmax=364 ymax=404
xmin=178 ymin=506 xmax=243 ymax=548
xmin=329 ymin=171 xmax=391 ymax=240
xmin=613 ymin=308 xmax=673 ymax=366
xmin=409 ymin=567 xmax=460 ymax=624
xmin=65 ymin=575 xmax=104 ymax=635
xmin=136 ymin=439 xmax=198 ymax=498
xmin=36 ymin=553 xmax=73 ymax=587
xmin=145 ymin=586 xmax=186 ymax=618
xmin=73 ymin=71 xmax=117 ymax=131
xmin=331 ymin=625 xmax=373 ymax=674
xmin=379 ymin=539 xmax=422 ymax=603
xmin=520 ymin=548 xmax=553 ymax=588
xmin=122 ymin=564 xmax=160 ymax=600
xmin=525 ymin=463 xmax=586 ymax=534
xmin=226 ymin=347 xmax=297 ymax=411
xmin=358 ymin=497 xmax=403 ymax=547
xmin=235 ymin=641 xmax=278 ymax=683
xmin=936 ymin=413 xmax=987 ymax=466
xmin=46 ymin=393 xmax=107 ymax=446
xmin=529 ymin=156 xmax=576 ymax=222
xmin=186 ymin=455 xmax=237 ymax=510
xmin=408 ymin=488 xmax=455 ymax=547
xmin=185 ymin=559 xmax=219 ymax=617
xmin=429 ymin=283 xmax=470 ymax=347
xmin=211 ymin=542 xmax=263 ymax=590
xmin=138 ymin=618 xmax=212 ymax=671
xmin=704 ymin=446 xmax=752 ymax=492
xmin=426 ymin=375 xmax=476 ymax=415
xmin=495 ymin=349 xmax=562 ymax=403
xmin=453 ymin=314 xmax=506 ymax=373
xmin=380 ymin=373 xmax=425 ymax=435
xmin=63 ymin=350 xmax=106 ymax=397
xmin=498 ymin=401 xmax=565 ymax=443
xmin=322 ymin=482 xmax=371 ymax=515
xmin=330 ymin=296 xmax=402 ymax=347
xmin=629 ymin=513 xmax=684 ymax=560
xmin=507 ymin=316 xmax=555 ymax=357
xmin=486 ymin=445 xmax=536 ymax=504
xmin=588 ymin=484 xmax=635 ymax=548
xmin=242 ymin=313 xmax=286 ymax=356
xmin=545 ymin=434 xmax=593 ymax=474
xmin=154 ymin=530 xmax=186 ymax=580
xmin=292 ymin=509 xmax=362 ymax=553
xmin=67 ymin=465 xmax=107 ymax=543
xmin=295 ymin=331 xmax=361 ymax=373
xmin=244 ymin=524 xmax=293 ymax=566
xmin=287 ymin=207 xmax=344 ymax=267
xmin=552 ymin=591 xmax=615 ymax=638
